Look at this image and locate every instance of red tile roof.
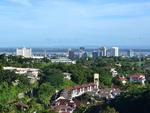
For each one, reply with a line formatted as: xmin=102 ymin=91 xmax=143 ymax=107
xmin=129 ymin=74 xmax=145 ymax=78
xmin=65 ymin=83 xmax=96 ymax=91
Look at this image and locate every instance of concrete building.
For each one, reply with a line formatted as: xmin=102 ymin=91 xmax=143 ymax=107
xmin=92 ymin=50 xmax=99 ymax=60
xmin=129 ymin=74 xmax=146 ymax=85
xmin=51 ymin=57 xmax=76 ymax=64
xmin=127 ymin=49 xmax=134 ymax=57
xmin=100 ymin=47 xmax=107 ymax=57
xmin=112 ymin=47 xmax=119 ymax=57
xmin=110 ymin=68 xmax=118 ymax=77
xmin=59 ymin=83 xmax=97 ymax=100
xmin=79 ymin=47 xmax=87 ymax=60
xmin=16 ymin=48 xmax=32 ymax=58
xmin=52 ymin=99 xmax=76 ymax=113
xmin=68 ymin=49 xmax=75 ymax=60
xmin=3 ymin=67 xmax=40 ymax=84
xmin=94 ymin=73 xmax=99 ymax=89
xmin=63 ymin=72 xmax=72 ymax=80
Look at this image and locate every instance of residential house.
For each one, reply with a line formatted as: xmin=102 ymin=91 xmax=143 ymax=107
xmin=129 ymin=74 xmax=146 ymax=85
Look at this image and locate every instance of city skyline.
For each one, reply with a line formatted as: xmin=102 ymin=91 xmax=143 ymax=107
xmin=0 ymin=0 xmax=150 ymax=47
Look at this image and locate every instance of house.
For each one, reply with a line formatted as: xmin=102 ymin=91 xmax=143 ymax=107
xmin=110 ymin=68 xmax=118 ymax=77
xmin=63 ymin=72 xmax=72 ymax=80
xmin=98 ymin=88 xmax=121 ymax=99
xmin=3 ymin=67 xmax=40 ymax=84
xmin=52 ymin=99 xmax=76 ymax=113
xmin=60 ymin=83 xmax=97 ymax=100
xmin=129 ymin=74 xmax=146 ymax=85
xmin=118 ymin=76 xmax=127 ymax=85
xmin=51 ymin=74 xmax=99 ymax=112
xmin=51 ymin=58 xmax=76 ymax=64
xmin=53 ymin=83 xmax=98 ymax=101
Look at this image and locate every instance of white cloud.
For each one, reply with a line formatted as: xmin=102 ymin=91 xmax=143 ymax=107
xmin=7 ymin=0 xmax=32 ymax=6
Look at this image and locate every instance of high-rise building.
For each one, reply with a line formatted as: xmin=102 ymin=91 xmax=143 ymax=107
xmin=100 ymin=47 xmax=107 ymax=57
xmin=16 ymin=47 xmax=32 ymax=58
xmin=68 ymin=48 xmax=75 ymax=60
xmin=92 ymin=50 xmax=99 ymax=60
xmin=112 ymin=47 xmax=119 ymax=57
xmin=127 ymin=49 xmax=134 ymax=57
xmin=79 ymin=47 xmax=87 ymax=60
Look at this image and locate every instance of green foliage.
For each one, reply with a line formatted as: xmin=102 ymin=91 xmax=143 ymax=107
xmin=99 ymin=72 xmax=112 ymax=87
xmin=110 ymin=85 xmax=150 ymax=113
xmin=37 ymin=82 xmax=55 ymax=104
xmin=40 ymin=68 xmax=64 ymax=88
xmin=0 ymin=54 xmax=150 ymax=112
xmin=101 ymin=106 xmax=119 ymax=113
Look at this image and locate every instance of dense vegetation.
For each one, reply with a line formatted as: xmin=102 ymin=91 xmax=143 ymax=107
xmin=0 ymin=54 xmax=150 ymax=112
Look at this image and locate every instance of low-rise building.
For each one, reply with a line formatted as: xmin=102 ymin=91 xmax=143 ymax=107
xmin=63 ymin=72 xmax=72 ymax=80
xmin=129 ymin=74 xmax=146 ymax=85
xmin=51 ymin=57 xmax=76 ymax=64
xmin=110 ymin=68 xmax=118 ymax=77
xmin=98 ymin=88 xmax=121 ymax=100
xmin=3 ymin=67 xmax=40 ymax=83
xmin=60 ymin=83 xmax=97 ymax=100
xmin=52 ymin=99 xmax=76 ymax=113
xmin=118 ymin=76 xmax=127 ymax=85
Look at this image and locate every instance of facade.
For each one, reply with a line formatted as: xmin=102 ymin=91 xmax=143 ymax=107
xmin=51 ymin=58 xmax=76 ymax=64
xmin=79 ymin=47 xmax=87 ymax=60
xmin=63 ymin=72 xmax=72 ymax=80
xmin=129 ymin=74 xmax=146 ymax=85
xmin=52 ymin=99 xmax=76 ymax=113
xmin=60 ymin=83 xmax=97 ymax=100
xmin=111 ymin=47 xmax=119 ymax=57
xmin=100 ymin=47 xmax=107 ymax=57
xmin=16 ymin=48 xmax=32 ymax=58
xmin=92 ymin=50 xmax=99 ymax=60
xmin=98 ymin=88 xmax=121 ymax=99
xmin=3 ymin=67 xmax=40 ymax=84
xmin=68 ymin=49 xmax=75 ymax=60
xmin=94 ymin=73 xmax=99 ymax=89
xmin=110 ymin=68 xmax=118 ymax=77
xmin=127 ymin=49 xmax=134 ymax=57
xmin=118 ymin=76 xmax=127 ymax=85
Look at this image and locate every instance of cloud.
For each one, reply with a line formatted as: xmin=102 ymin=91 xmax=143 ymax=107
xmin=7 ymin=0 xmax=32 ymax=6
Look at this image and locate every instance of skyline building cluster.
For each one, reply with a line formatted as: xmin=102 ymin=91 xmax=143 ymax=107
xmin=68 ymin=46 xmax=120 ymax=60
xmin=15 ymin=46 xmax=136 ymax=60
xmin=92 ymin=47 xmax=120 ymax=60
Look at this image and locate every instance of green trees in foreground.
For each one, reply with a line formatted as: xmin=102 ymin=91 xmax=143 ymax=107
xmin=110 ymin=85 xmax=150 ymax=113
xmin=101 ymin=106 xmax=119 ymax=113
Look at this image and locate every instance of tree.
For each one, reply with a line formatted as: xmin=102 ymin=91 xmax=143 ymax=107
xmin=41 ymin=68 xmax=64 ymax=88
xmin=37 ymin=82 xmax=55 ymax=105
xmin=101 ymin=106 xmax=119 ymax=113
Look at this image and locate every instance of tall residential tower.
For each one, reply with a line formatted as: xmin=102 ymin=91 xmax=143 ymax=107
xmin=112 ymin=47 xmax=119 ymax=57
xmin=16 ymin=47 xmax=32 ymax=58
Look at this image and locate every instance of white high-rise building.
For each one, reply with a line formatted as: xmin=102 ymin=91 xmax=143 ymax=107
xmin=127 ymin=49 xmax=134 ymax=57
xmin=100 ymin=47 xmax=107 ymax=57
xmin=112 ymin=47 xmax=119 ymax=57
xmin=16 ymin=48 xmax=32 ymax=58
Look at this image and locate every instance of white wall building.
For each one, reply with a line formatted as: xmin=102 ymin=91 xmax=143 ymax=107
xmin=3 ymin=67 xmax=40 ymax=84
xmin=16 ymin=48 xmax=32 ymax=58
xmin=94 ymin=73 xmax=99 ymax=89
xmin=129 ymin=74 xmax=146 ymax=85
xmin=100 ymin=47 xmax=107 ymax=57
xmin=112 ymin=47 xmax=119 ymax=57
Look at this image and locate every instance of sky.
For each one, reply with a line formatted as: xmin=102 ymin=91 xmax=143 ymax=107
xmin=0 ymin=0 xmax=150 ymax=48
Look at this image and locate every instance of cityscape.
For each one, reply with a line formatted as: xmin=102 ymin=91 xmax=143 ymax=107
xmin=0 ymin=0 xmax=150 ymax=113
